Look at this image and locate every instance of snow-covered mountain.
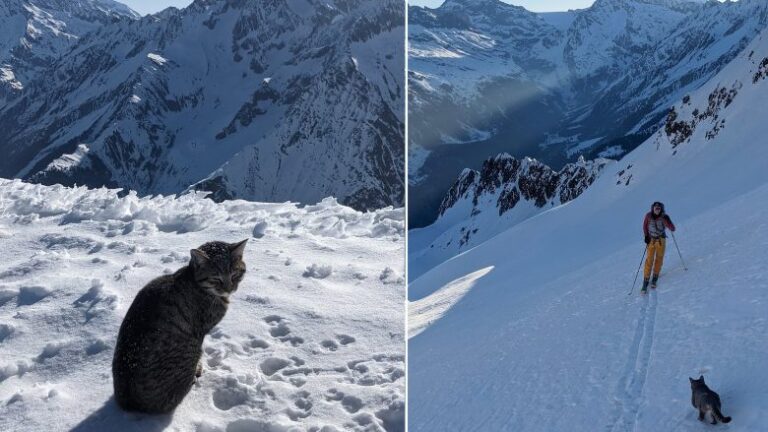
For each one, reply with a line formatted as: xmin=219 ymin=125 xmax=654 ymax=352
xmin=408 ymin=0 xmax=768 ymax=227
xmin=409 ymin=24 xmax=768 ymax=432
xmin=409 ymin=154 xmax=610 ymax=280
xmin=0 ymin=0 xmax=139 ymax=102
xmin=0 ymin=0 xmax=405 ymax=211
xmin=0 ymin=179 xmax=404 ymax=431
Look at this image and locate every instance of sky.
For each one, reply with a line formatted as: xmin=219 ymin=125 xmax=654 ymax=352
xmin=118 ymin=0 xmax=194 ymax=15
xmin=408 ymin=0 xmax=596 ymax=12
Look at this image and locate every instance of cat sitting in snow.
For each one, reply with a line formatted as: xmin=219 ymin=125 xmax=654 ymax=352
xmin=690 ymin=375 xmax=732 ymax=425
xmin=112 ymin=240 xmax=247 ymax=413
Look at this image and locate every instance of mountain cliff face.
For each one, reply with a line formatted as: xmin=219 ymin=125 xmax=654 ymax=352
xmin=409 ymin=153 xmax=610 ymax=280
xmin=0 ymin=0 xmax=139 ymax=102
xmin=0 ymin=0 xmax=404 ymax=211
xmin=408 ymin=0 xmax=767 ymax=227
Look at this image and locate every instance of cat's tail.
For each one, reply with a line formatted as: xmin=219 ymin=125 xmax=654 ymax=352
xmin=713 ymin=406 xmax=732 ymax=423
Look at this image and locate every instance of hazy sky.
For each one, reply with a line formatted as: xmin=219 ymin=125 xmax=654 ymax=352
xmin=408 ymin=0 xmax=596 ymax=12
xmin=119 ymin=0 xmax=194 ymax=15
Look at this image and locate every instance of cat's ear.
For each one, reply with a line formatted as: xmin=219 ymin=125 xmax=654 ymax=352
xmin=190 ymin=249 xmax=209 ymax=267
xmin=229 ymin=239 xmax=248 ymax=260
xmin=699 ymin=375 xmax=704 ymax=381
xmin=689 ymin=377 xmax=693 ymax=382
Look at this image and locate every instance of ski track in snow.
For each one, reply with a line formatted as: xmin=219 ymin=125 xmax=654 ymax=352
xmin=608 ymin=290 xmax=657 ymax=432
xmin=0 ymin=180 xmax=404 ymax=432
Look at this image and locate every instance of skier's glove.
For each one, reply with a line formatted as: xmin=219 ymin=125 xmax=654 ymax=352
xmin=644 ymin=235 xmax=650 ymax=244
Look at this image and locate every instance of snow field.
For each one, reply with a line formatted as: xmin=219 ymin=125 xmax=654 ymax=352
xmin=0 ymin=179 xmax=404 ymax=432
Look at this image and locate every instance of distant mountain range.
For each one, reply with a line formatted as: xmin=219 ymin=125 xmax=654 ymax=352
xmin=409 ymin=0 xmax=768 ymax=227
xmin=0 ymin=0 xmax=404 ymax=211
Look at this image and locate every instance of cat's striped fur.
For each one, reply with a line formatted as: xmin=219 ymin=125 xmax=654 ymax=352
xmin=112 ymin=240 xmax=247 ymax=413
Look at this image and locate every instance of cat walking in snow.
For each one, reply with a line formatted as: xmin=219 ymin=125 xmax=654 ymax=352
xmin=112 ymin=240 xmax=247 ymax=413
xmin=690 ymin=375 xmax=732 ymax=425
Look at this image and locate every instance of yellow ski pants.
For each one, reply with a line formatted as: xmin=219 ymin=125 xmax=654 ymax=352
xmin=644 ymin=238 xmax=666 ymax=279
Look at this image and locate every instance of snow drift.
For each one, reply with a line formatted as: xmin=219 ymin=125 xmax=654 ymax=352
xmin=0 ymin=179 xmax=404 ymax=431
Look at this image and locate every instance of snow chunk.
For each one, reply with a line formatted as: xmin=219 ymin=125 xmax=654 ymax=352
xmin=147 ymin=53 xmax=168 ymax=66
xmin=252 ymin=221 xmax=268 ymax=238
xmin=129 ymin=94 xmax=141 ymax=104
xmin=302 ymin=264 xmax=332 ymax=279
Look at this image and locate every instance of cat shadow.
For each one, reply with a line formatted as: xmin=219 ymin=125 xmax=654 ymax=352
xmin=69 ymin=397 xmax=173 ymax=432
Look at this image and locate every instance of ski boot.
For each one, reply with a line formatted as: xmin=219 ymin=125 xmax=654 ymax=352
xmin=641 ymin=278 xmax=649 ymax=294
xmin=651 ymin=275 xmax=659 ymax=289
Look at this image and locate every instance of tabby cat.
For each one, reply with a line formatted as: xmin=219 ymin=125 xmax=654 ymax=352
xmin=112 ymin=239 xmax=247 ymax=413
xmin=690 ymin=375 xmax=732 ymax=425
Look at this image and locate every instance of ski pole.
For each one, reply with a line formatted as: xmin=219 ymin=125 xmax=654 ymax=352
xmin=628 ymin=245 xmax=647 ymax=296
xmin=671 ymin=231 xmax=688 ymax=271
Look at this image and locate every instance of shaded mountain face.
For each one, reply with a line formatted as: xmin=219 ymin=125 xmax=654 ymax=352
xmin=408 ymin=0 xmax=768 ymax=227
xmin=0 ymin=0 xmax=139 ymax=102
xmin=0 ymin=0 xmax=404 ymax=211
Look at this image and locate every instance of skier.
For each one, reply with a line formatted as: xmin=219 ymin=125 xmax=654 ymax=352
xmin=642 ymin=201 xmax=675 ymax=292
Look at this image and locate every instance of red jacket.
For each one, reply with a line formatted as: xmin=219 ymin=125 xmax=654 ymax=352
xmin=643 ymin=212 xmax=675 ymax=238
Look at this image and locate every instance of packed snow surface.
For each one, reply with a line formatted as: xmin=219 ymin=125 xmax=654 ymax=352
xmin=0 ymin=180 xmax=404 ymax=431
xmin=408 ymin=28 xmax=768 ymax=432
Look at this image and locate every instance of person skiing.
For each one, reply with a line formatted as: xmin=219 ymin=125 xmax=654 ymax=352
xmin=642 ymin=201 xmax=675 ymax=292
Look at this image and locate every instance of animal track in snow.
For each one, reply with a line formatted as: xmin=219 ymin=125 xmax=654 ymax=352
xmin=244 ymin=336 xmax=270 ymax=350
xmin=286 ymin=390 xmax=313 ymax=420
xmin=336 ymin=334 xmax=355 ymax=346
xmin=73 ymin=280 xmax=117 ymax=322
xmin=0 ymin=288 xmax=16 ymax=306
xmin=269 ymin=323 xmax=290 ymax=338
xmin=0 ymin=257 xmax=57 ymax=281
xmin=212 ymin=377 xmax=252 ymax=411
xmin=264 ymin=316 xmax=304 ymax=346
xmin=85 ymin=339 xmax=109 ymax=356
xmin=260 ymin=357 xmax=291 ymax=376
xmin=0 ymin=323 xmax=15 ymax=343
xmin=36 ymin=341 xmax=72 ymax=362
xmin=38 ymin=233 xmax=103 ymax=254
xmin=320 ymin=340 xmax=338 ymax=351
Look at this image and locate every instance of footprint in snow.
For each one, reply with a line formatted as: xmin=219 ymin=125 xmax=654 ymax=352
xmin=286 ymin=390 xmax=313 ymax=420
xmin=260 ymin=357 xmax=291 ymax=376
xmin=0 ymin=324 xmax=15 ymax=343
xmin=38 ymin=233 xmax=103 ymax=254
xmin=264 ymin=316 xmax=304 ymax=346
xmin=17 ymin=286 xmax=53 ymax=306
xmin=211 ymin=377 xmax=253 ymax=411
xmin=324 ymin=389 xmax=364 ymax=414
xmin=73 ymin=280 xmax=117 ymax=322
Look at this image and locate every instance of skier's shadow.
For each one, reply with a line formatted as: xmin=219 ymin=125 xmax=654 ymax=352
xmin=69 ymin=397 xmax=173 ymax=432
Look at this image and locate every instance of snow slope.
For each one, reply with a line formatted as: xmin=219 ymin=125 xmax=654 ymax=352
xmin=408 ymin=26 xmax=768 ymax=432
xmin=0 ymin=180 xmax=404 ymax=431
